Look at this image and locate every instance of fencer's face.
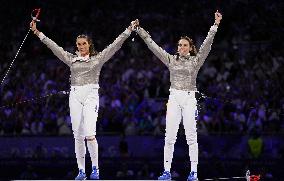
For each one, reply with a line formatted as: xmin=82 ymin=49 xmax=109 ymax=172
xmin=76 ymin=38 xmax=90 ymax=57
xmin=178 ymin=39 xmax=192 ymax=56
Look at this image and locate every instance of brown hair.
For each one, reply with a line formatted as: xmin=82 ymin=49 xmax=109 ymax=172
xmin=76 ymin=34 xmax=98 ymax=56
xmin=179 ymin=36 xmax=197 ymax=56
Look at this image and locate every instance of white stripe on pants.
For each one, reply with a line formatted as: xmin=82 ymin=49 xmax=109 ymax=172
xmin=69 ymin=84 xmax=99 ymax=171
xmin=164 ymin=88 xmax=198 ymax=172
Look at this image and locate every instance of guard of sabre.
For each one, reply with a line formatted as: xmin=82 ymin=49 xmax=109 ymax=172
xmin=31 ymin=8 xmax=41 ymax=22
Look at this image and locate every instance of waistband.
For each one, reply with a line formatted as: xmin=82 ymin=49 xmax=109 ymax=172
xmin=70 ymin=84 xmax=99 ymax=91
xmin=169 ymin=88 xmax=197 ymax=94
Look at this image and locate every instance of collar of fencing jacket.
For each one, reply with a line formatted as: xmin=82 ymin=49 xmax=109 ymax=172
xmin=73 ymin=51 xmax=90 ymax=62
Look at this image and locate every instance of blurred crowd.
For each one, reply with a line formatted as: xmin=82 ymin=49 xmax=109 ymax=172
xmin=0 ymin=0 xmax=283 ymax=136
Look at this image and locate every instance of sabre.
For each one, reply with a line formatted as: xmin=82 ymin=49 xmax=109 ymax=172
xmin=31 ymin=8 xmax=41 ymax=22
xmin=0 ymin=8 xmax=41 ymax=89
xmin=0 ymin=90 xmax=69 ymax=110
xmin=203 ymin=170 xmax=261 ymax=181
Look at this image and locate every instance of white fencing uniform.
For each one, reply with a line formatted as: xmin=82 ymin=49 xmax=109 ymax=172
xmin=137 ymin=24 xmax=218 ymax=173
xmin=69 ymin=84 xmax=100 ymax=137
xmin=37 ymin=29 xmax=131 ymax=172
xmin=165 ymin=89 xmax=198 ymax=171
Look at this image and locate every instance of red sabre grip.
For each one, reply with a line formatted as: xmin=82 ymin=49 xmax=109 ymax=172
xmin=31 ymin=8 xmax=41 ymax=22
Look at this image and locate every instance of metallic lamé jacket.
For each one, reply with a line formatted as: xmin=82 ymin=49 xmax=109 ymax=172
xmin=38 ymin=29 xmax=131 ymax=86
xmin=137 ymin=25 xmax=218 ymax=91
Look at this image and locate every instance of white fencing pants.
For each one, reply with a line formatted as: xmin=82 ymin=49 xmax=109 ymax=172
xmin=164 ymin=88 xmax=198 ymax=173
xmin=69 ymin=84 xmax=99 ymax=171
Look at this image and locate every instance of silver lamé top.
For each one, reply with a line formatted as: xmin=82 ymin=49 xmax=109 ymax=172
xmin=137 ymin=25 xmax=218 ymax=91
xmin=38 ymin=29 xmax=131 ymax=86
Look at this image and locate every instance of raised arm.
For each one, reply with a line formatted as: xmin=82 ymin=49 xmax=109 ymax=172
xmin=194 ymin=11 xmax=222 ymax=69
xmin=135 ymin=20 xmax=172 ymax=67
xmin=96 ymin=22 xmax=134 ymax=65
xmin=30 ymin=21 xmax=73 ymax=67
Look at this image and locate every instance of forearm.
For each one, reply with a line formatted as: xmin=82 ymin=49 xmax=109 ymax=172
xmin=33 ymin=29 xmax=40 ymax=37
xmin=35 ymin=32 xmax=71 ymax=66
xmin=136 ymin=27 xmax=171 ymax=66
xmin=195 ymin=23 xmax=218 ymax=67
xmin=97 ymin=28 xmax=131 ymax=63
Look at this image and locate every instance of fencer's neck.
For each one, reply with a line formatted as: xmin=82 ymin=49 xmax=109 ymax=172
xmin=76 ymin=51 xmax=90 ymax=58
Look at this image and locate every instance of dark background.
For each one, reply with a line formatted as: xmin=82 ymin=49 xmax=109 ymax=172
xmin=0 ymin=0 xmax=283 ymax=180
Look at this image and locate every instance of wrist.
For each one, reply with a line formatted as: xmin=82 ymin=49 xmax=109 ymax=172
xmin=33 ymin=29 xmax=39 ymax=35
xmin=214 ymin=21 xmax=219 ymax=26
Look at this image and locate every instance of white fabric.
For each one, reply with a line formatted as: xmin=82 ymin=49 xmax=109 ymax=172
xmin=38 ymin=32 xmax=45 ymax=41
xmin=164 ymin=88 xmax=198 ymax=172
xmin=69 ymin=83 xmax=99 ymax=171
xmin=73 ymin=52 xmax=90 ymax=62
xmin=69 ymin=84 xmax=99 ymax=137
xmin=74 ymin=135 xmax=86 ymax=171
xmin=87 ymin=138 xmax=99 ymax=169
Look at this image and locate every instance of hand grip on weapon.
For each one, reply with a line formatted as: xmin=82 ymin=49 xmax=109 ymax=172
xmin=214 ymin=10 xmax=222 ymax=26
xmin=129 ymin=19 xmax=140 ymax=42
xmin=132 ymin=19 xmax=139 ymax=31
xmin=128 ymin=19 xmax=140 ymax=32
xmin=30 ymin=8 xmax=41 ymax=35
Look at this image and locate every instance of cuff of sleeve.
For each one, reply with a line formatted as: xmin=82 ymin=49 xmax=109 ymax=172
xmin=210 ymin=25 xmax=218 ymax=32
xmin=38 ymin=32 xmax=45 ymax=41
xmin=135 ymin=27 xmax=141 ymax=34
xmin=124 ymin=28 xmax=131 ymax=36
xmin=137 ymin=27 xmax=150 ymax=39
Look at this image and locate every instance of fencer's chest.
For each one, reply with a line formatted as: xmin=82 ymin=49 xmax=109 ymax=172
xmin=70 ymin=58 xmax=98 ymax=73
xmin=170 ymin=58 xmax=193 ymax=76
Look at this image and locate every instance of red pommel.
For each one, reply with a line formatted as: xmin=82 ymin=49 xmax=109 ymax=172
xmin=250 ymin=175 xmax=261 ymax=181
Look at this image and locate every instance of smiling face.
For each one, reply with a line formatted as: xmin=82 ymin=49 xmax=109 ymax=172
xmin=177 ymin=38 xmax=192 ymax=56
xmin=76 ymin=37 xmax=90 ymax=57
